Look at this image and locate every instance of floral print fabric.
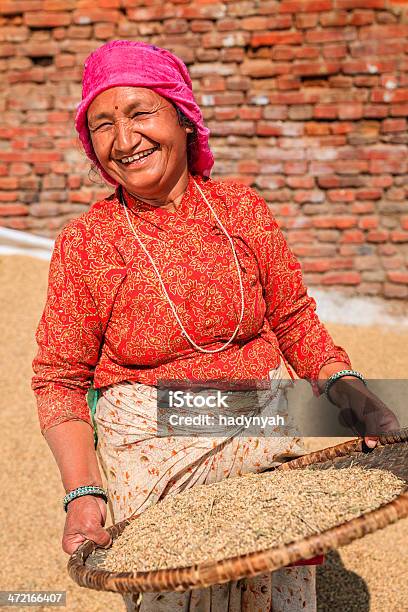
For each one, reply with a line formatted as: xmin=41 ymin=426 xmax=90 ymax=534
xmin=32 ymin=173 xmax=351 ymax=435
xmin=95 ymin=360 xmax=317 ymax=612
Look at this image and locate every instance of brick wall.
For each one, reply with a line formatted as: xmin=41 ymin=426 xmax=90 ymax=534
xmin=0 ymin=0 xmax=407 ymax=299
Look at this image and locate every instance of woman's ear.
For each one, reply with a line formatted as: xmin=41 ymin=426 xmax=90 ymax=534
xmin=185 ymin=127 xmax=194 ymax=134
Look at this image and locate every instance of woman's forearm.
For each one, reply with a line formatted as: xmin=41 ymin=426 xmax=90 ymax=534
xmin=44 ymin=420 xmax=104 ymax=493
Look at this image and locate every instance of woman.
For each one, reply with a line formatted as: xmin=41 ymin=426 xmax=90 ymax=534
xmin=32 ymin=40 xmax=399 ymax=611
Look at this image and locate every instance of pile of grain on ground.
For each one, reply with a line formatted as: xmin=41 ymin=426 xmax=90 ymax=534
xmin=1 ymin=254 xmax=407 ymax=611
xmin=102 ymin=466 xmax=405 ymax=573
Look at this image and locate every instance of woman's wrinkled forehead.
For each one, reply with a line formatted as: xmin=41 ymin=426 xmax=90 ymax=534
xmin=86 ymin=86 xmax=171 ymax=123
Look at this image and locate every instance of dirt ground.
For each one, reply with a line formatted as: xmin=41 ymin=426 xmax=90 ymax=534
xmin=0 ymin=254 xmax=407 ymax=612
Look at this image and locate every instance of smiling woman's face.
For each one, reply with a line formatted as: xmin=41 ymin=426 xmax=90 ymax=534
xmin=87 ymin=86 xmax=193 ymax=198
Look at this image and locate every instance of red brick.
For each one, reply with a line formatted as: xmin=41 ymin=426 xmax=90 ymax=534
xmin=295 ymin=13 xmax=319 ymax=28
xmin=279 ymin=1 xmax=333 ymax=13
xmin=241 ymin=17 xmax=271 ymax=30
xmin=283 ymin=162 xmax=307 ymax=175
xmin=0 ymin=151 xmax=61 ymax=163
xmin=305 ymin=28 xmax=355 ymax=44
xmin=370 ymin=159 xmax=407 ymax=174
xmin=401 ymin=217 xmax=408 ymax=231
xmin=355 ymin=189 xmax=382 ymax=201
xmin=73 ymin=9 xmax=122 ymax=23
xmin=384 ymin=283 xmax=408 ymax=299
xmin=321 ymin=271 xmax=361 ymax=285
xmin=319 ymin=10 xmax=348 ymax=26
xmin=367 ymin=230 xmax=389 ymax=242
xmin=382 ymin=257 xmax=404 ymax=270
xmin=237 ymin=161 xmax=260 ymax=174
xmin=269 ymin=90 xmax=320 ymax=104
xmin=55 ymin=54 xmax=75 ymax=69
xmin=332 ymin=161 xmax=369 ymax=175
xmin=0 ymin=43 xmax=15 ymax=58
xmin=337 ymin=0 xmax=386 ymax=7
xmin=359 ymin=24 xmax=408 ymax=40
xmin=330 ymin=122 xmax=354 ymax=135
xmin=287 ymin=176 xmax=315 ymax=189
xmin=294 ymin=190 xmax=325 ymax=203
xmin=238 ymin=107 xmax=262 ymax=120
xmin=272 ymin=47 xmax=296 ymax=61
xmin=0 ymin=1 xmax=42 ymax=13
xmin=214 ymin=108 xmax=237 ymax=120
xmin=203 ymin=31 xmax=250 ymax=48
xmin=313 ymin=216 xmax=357 ymax=229
xmin=391 ymin=231 xmax=408 ymax=243
xmin=292 ymin=244 xmax=337 ymax=257
xmin=0 ymin=204 xmax=28 ymax=215
xmin=390 ymin=104 xmax=408 ymax=117
xmin=354 ymin=255 xmax=379 ymax=270
xmin=9 ymin=163 xmax=31 ymax=176
xmin=277 ymin=76 xmax=301 ymax=90
xmin=387 ymin=272 xmax=408 ymax=285
xmin=327 ymin=190 xmax=356 ymax=202
xmin=294 ymin=46 xmax=320 ymax=60
xmin=292 ymin=62 xmax=340 ymax=77
xmin=314 ymin=104 xmax=338 ymax=119
xmin=287 ymin=230 xmax=315 ymax=243
xmin=43 ymin=0 xmax=76 ymax=7
xmin=342 ymin=59 xmax=397 ymax=75
xmin=208 ymin=120 xmax=255 ymax=136
xmin=358 ymin=217 xmax=379 ymax=230
xmin=349 ymin=10 xmax=375 ymax=26
xmin=0 ymin=177 xmax=18 ymax=189
xmin=372 ymin=89 xmax=408 ymax=103
xmin=241 ymin=59 xmax=285 ymax=78
xmin=381 ymin=119 xmax=407 ymax=133
xmin=378 ymin=244 xmax=397 ymax=256
xmin=24 ymin=12 xmax=71 ymax=27
xmin=322 ymin=44 xmax=347 ymax=59
xmin=94 ymin=23 xmax=116 ymax=38
xmin=251 ymin=32 xmax=303 ymax=47
xmin=201 ymin=76 xmax=226 ymax=92
xmin=77 ymin=0 xmax=119 ymax=9
xmin=306 ymin=122 xmax=331 ymax=135
xmin=302 ymin=260 xmax=331 ymax=272
xmin=363 ymin=105 xmax=388 ymax=119
xmin=190 ymin=20 xmax=213 ymax=33
xmin=174 ymin=4 xmax=226 ymax=19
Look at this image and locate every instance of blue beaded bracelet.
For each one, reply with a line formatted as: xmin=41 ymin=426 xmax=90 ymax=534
xmin=324 ymin=369 xmax=367 ymax=405
xmin=63 ymin=485 xmax=108 ymax=512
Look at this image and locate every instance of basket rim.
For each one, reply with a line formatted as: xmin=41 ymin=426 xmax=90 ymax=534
xmin=68 ymin=429 xmax=408 ymax=593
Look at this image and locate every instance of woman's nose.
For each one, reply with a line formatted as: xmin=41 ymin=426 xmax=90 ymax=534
xmin=113 ymin=119 xmax=140 ymax=155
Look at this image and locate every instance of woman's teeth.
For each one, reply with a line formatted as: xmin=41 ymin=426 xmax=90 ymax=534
xmin=120 ymin=147 xmax=157 ymax=165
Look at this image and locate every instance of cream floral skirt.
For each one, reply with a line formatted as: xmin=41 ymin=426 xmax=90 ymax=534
xmin=95 ymin=361 xmax=317 ymax=612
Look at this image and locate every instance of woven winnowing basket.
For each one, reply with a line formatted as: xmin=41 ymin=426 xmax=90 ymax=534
xmin=68 ymin=429 xmax=408 ymax=594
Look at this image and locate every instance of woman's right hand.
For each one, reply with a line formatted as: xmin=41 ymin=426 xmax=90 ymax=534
xmin=62 ymin=495 xmax=112 ymax=555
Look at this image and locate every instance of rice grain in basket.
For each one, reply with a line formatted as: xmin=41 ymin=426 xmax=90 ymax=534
xmin=100 ymin=465 xmax=405 ymax=573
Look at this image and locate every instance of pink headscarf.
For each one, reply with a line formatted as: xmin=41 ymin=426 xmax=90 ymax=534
xmin=75 ymin=40 xmax=214 ymax=186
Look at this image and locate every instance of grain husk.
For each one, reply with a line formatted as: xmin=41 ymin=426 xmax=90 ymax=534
xmin=101 ymin=465 xmax=405 ymax=573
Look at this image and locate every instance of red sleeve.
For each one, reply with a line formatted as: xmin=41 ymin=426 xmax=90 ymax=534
xmin=31 ymin=224 xmax=103 ymax=436
xmin=242 ymin=186 xmax=352 ymax=397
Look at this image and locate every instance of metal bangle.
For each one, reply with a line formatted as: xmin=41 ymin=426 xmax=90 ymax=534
xmin=63 ymin=485 xmax=108 ymax=512
xmin=324 ymin=369 xmax=367 ymax=405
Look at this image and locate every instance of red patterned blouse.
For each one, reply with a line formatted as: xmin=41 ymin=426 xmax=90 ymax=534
xmin=32 ymin=173 xmax=352 ymax=435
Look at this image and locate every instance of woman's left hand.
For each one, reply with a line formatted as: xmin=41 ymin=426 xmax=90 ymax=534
xmin=327 ymin=376 xmax=400 ymax=448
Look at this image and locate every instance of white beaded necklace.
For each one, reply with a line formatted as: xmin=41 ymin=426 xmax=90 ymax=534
xmin=119 ymin=177 xmax=245 ymax=354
